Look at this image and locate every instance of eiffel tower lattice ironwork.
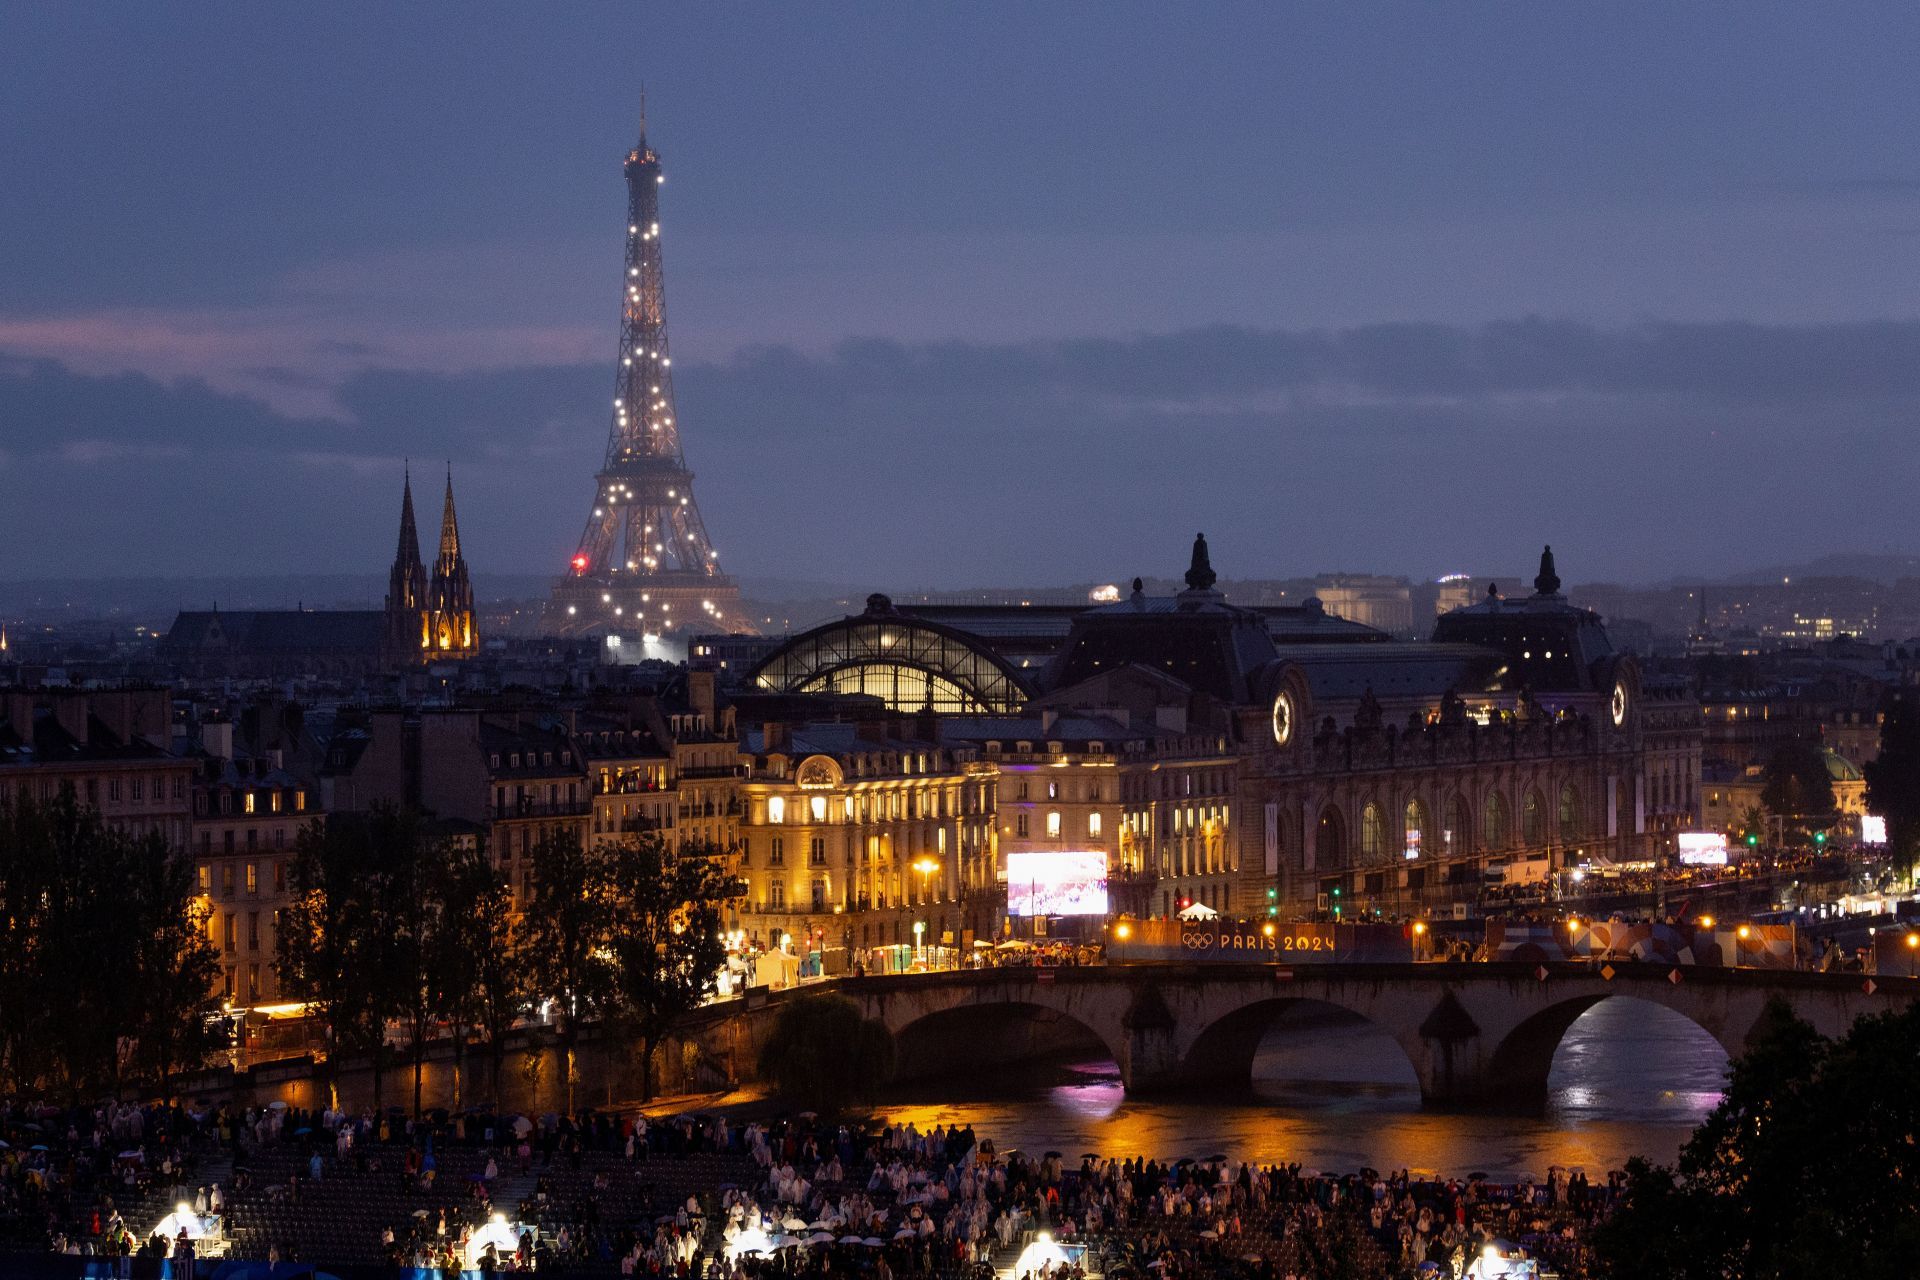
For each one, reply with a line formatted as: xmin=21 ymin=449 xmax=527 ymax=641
xmin=548 ymin=100 xmax=745 ymax=637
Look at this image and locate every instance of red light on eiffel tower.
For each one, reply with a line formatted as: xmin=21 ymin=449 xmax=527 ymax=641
xmin=570 ymin=554 xmax=589 ymax=573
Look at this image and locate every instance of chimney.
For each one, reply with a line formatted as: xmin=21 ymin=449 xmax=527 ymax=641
xmin=688 ymin=668 xmax=716 ymax=724
xmin=762 ymin=721 xmax=788 ymax=753
xmin=202 ymin=720 xmax=235 ymax=760
xmin=1041 ymin=707 xmax=1059 ymax=734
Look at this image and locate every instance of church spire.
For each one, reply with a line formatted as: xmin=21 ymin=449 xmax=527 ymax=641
xmin=1534 ymin=544 xmax=1561 ymax=596
xmin=438 ymin=467 xmax=462 ymax=567
xmin=396 ymin=462 xmax=422 ymax=567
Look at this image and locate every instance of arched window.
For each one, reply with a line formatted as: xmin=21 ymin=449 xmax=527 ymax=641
xmin=1317 ymin=805 xmax=1347 ymax=866
xmin=1523 ymin=789 xmax=1546 ymax=846
xmin=1404 ymin=798 xmax=1429 ymax=859
xmin=1484 ymin=790 xmax=1510 ymax=848
xmin=1444 ymin=794 xmax=1471 ymax=856
xmin=1360 ymin=803 xmax=1384 ymax=863
xmin=1559 ymin=783 xmax=1581 ymax=839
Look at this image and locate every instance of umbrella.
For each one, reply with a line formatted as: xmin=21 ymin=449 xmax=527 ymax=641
xmin=30 ymin=1144 xmax=49 ymax=1152
xmin=118 ymin=1150 xmax=143 ymax=1160
xmin=512 ymin=1116 xmax=533 ymax=1138
xmin=0 ymin=1141 xmax=9 ymax=1150
xmin=1198 ymin=1230 xmax=1218 ymax=1239
xmin=839 ymin=1234 xmax=863 ymax=1244
xmin=770 ymin=1235 xmax=799 ymax=1249
xmin=267 ymin=1100 xmax=288 ymax=1111
xmin=861 ymin=1237 xmax=885 ymax=1247
xmin=1043 ymin=1150 xmax=1061 ymax=1159
xmin=806 ymin=1232 xmax=835 ymax=1244
xmin=293 ymin=1127 xmax=313 ymax=1136
xmin=782 ymin=1217 xmax=808 ymax=1231
xmin=894 ymin=1228 xmax=916 ymax=1239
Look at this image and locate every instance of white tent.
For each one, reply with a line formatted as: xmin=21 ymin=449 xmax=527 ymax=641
xmin=465 ymin=1216 xmax=525 ymax=1268
xmin=725 ymin=1227 xmax=776 ymax=1262
xmin=1013 ymin=1232 xmax=1071 ymax=1275
xmin=1177 ymin=902 xmax=1220 ymax=921
xmin=151 ymin=1205 xmax=213 ymax=1243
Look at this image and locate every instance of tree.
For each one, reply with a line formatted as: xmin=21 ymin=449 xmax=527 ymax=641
xmin=124 ymin=830 xmax=223 ymax=1096
xmin=428 ymin=841 xmax=521 ymax=1110
xmin=605 ymin=837 xmax=742 ymax=1101
xmin=0 ymin=788 xmax=218 ymax=1098
xmin=1760 ymin=739 xmax=1836 ymax=831
xmin=1865 ymin=691 xmax=1920 ymax=873
xmin=756 ymin=994 xmax=897 ymax=1116
xmin=1594 ymin=997 xmax=1920 ymax=1278
xmin=276 ymin=810 xmax=396 ymax=1108
xmin=520 ymin=830 xmax=614 ymax=1113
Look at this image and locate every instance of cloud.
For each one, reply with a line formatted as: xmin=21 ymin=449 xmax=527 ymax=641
xmin=3 ymin=316 xmax=1919 ymax=583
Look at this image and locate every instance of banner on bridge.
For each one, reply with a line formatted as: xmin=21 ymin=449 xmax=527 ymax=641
xmin=1111 ymin=920 xmax=1413 ymax=964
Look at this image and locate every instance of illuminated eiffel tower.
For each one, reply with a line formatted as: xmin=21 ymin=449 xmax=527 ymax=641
xmin=548 ymin=99 xmax=745 ymax=638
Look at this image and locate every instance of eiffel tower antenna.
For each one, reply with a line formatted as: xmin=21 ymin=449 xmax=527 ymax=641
xmin=547 ymin=94 xmax=745 ymax=637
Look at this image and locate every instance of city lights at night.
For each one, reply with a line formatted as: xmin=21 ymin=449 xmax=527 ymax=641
xmin=4 ymin=6 xmax=1920 ymax=1277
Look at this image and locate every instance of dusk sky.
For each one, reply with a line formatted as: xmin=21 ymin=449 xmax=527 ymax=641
xmin=5 ymin=3 xmax=1920 ymax=590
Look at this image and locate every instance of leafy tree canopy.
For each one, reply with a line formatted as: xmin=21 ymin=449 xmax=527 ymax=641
xmin=1595 ymin=998 xmax=1920 ymax=1279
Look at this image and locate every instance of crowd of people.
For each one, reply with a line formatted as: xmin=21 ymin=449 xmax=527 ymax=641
xmin=1 ymin=1095 xmax=1629 ymax=1277
xmin=714 ymin=1117 xmax=1618 ymax=1280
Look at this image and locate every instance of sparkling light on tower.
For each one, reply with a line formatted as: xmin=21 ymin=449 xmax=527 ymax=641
xmin=547 ymin=94 xmax=746 ymax=637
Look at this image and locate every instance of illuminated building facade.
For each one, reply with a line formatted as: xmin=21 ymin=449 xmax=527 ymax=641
xmin=549 ymin=105 xmax=744 ymax=637
xmin=736 ymin=719 xmax=997 ymax=952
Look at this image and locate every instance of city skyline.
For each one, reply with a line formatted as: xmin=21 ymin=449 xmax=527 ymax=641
xmin=5 ymin=4 xmax=1920 ymax=589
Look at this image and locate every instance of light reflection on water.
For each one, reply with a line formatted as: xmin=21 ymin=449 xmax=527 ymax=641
xmin=876 ymin=999 xmax=1726 ymax=1182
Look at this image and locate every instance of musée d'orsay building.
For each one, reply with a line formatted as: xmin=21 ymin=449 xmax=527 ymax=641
xmin=740 ymin=537 xmax=1696 ymax=923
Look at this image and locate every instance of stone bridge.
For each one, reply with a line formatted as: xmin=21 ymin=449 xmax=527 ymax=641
xmin=813 ymin=961 xmax=1917 ymax=1111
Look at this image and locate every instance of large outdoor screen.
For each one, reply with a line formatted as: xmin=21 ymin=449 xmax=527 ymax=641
xmin=1006 ymin=850 xmax=1109 ymax=917
xmin=1676 ymin=832 xmax=1729 ymax=866
xmin=1862 ymin=814 xmax=1888 ymax=845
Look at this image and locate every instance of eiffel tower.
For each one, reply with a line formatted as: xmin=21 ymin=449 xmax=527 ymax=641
xmin=548 ymin=99 xmax=745 ymax=637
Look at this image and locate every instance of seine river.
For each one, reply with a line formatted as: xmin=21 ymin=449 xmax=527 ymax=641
xmin=875 ymin=999 xmax=1725 ymax=1181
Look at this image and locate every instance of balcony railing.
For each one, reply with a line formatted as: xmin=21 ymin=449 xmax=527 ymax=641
xmin=493 ymin=800 xmax=592 ymax=820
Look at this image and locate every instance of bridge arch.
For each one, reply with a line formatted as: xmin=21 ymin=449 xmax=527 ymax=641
xmin=889 ymin=1000 xmax=1121 ymax=1084
xmin=1487 ymin=992 xmax=1731 ymax=1112
xmin=1179 ymin=996 xmax=1420 ymax=1093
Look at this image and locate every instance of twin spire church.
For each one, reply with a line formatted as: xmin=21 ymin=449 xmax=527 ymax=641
xmin=158 ymin=467 xmax=479 ymax=677
xmin=385 ymin=468 xmax=477 ymax=663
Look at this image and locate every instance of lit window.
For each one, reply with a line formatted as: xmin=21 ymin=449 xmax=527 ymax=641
xmin=768 ymin=796 xmax=785 ymax=824
xmin=810 ymin=795 xmax=827 ymax=823
xmin=1047 ymin=811 xmax=1062 ymax=838
xmin=1089 ymin=812 xmax=1103 ymax=837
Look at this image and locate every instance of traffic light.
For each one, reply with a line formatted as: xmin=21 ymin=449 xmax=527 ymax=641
xmin=1813 ymin=830 xmax=1827 ymax=846
xmin=1745 ymin=832 xmax=1759 ymax=847
xmin=1266 ymin=887 xmax=1278 ymax=900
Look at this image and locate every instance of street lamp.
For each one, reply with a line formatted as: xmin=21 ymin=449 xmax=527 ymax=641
xmin=912 ymin=856 xmax=941 ymax=904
